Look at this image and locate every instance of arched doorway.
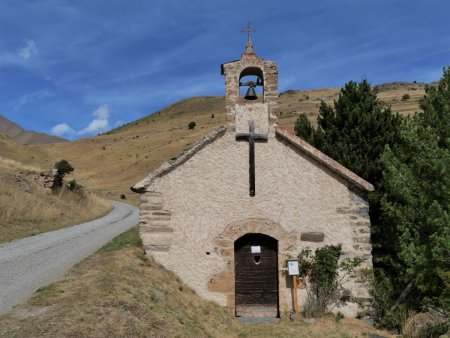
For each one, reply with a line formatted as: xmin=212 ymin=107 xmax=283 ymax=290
xmin=234 ymin=233 xmax=279 ymax=317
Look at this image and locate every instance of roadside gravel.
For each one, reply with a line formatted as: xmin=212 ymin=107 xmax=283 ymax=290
xmin=0 ymin=200 xmax=139 ymax=315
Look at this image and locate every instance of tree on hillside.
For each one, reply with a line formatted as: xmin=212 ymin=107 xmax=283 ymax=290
xmin=294 ymin=114 xmax=315 ymax=144
xmin=379 ymin=68 xmax=450 ymax=314
xmin=314 ymin=79 xmax=403 ymax=186
xmin=417 ymin=66 xmax=450 ymax=151
xmin=52 ymin=159 xmax=74 ymax=191
xmin=380 ymin=125 xmax=450 ymax=313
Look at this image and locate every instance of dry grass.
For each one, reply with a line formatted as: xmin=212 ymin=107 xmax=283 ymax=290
xmin=0 ymin=227 xmax=394 ymax=338
xmin=0 ymin=132 xmax=48 ymax=168
xmin=0 ymin=165 xmax=112 ymax=243
xmin=0 ymin=156 xmax=42 ymax=172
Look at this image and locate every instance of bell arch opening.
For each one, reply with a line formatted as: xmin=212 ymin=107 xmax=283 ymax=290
xmin=239 ymin=67 xmax=264 ymax=101
xmin=234 ymin=233 xmax=279 ymax=318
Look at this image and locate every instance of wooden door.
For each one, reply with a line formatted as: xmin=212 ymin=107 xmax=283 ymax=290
xmin=234 ymin=233 xmax=279 ymax=317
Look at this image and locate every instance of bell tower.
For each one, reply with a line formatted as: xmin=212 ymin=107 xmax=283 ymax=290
xmin=220 ymin=25 xmax=278 ymax=135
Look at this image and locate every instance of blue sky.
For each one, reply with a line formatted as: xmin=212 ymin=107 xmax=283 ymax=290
xmin=0 ymin=0 xmax=449 ymax=139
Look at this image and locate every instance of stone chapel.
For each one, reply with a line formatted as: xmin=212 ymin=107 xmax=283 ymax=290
xmin=131 ymin=33 xmax=374 ymax=318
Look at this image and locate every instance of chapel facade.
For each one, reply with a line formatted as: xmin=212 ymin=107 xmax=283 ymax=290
xmin=132 ymin=35 xmax=374 ymax=318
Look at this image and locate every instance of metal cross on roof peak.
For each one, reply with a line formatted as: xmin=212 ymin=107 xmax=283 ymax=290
xmin=242 ymin=22 xmax=255 ymax=53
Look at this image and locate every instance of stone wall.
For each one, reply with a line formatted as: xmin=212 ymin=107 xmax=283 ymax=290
xmin=31 ymin=169 xmax=58 ymax=190
xmin=234 ymin=103 xmax=269 ymax=134
xmin=138 ymin=130 xmax=372 ymax=317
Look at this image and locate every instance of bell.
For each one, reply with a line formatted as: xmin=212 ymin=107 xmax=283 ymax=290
xmin=244 ymin=86 xmax=257 ymax=100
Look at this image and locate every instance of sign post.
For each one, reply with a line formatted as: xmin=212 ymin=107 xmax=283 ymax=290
xmin=287 ymin=260 xmax=300 ymax=314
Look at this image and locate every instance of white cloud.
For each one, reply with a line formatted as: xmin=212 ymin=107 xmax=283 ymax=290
xmin=51 ymin=123 xmax=75 ymax=136
xmin=51 ymin=104 xmax=111 ymax=138
xmin=77 ymin=104 xmax=110 ymax=135
xmin=18 ymin=40 xmax=37 ymax=59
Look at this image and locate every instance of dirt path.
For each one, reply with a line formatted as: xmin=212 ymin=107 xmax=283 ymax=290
xmin=0 ymin=200 xmax=138 ymax=314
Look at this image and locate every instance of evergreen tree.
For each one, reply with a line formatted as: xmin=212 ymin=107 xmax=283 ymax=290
xmin=417 ymin=67 xmax=450 ymax=151
xmin=294 ymin=80 xmax=403 ymax=185
xmin=294 ymin=114 xmax=315 ymax=144
xmin=379 ymin=68 xmax=450 ymax=312
xmin=52 ymin=159 xmax=74 ymax=191
xmin=380 ymin=125 xmax=450 ymax=311
xmin=313 ymin=79 xmax=403 ymax=186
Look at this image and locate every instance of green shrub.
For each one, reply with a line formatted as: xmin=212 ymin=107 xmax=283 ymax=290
xmin=297 ymin=244 xmax=362 ymax=317
xmin=67 ymin=179 xmax=82 ymax=192
xmin=402 ymin=93 xmax=410 ymax=101
xmin=368 ymin=271 xmax=407 ymax=331
xmin=335 ymin=311 xmax=345 ymax=323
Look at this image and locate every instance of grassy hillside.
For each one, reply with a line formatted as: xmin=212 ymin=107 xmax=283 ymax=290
xmin=0 ymin=156 xmax=111 ymax=243
xmin=0 ymin=132 xmax=48 ymax=167
xmin=0 ymin=115 xmax=68 ymax=145
xmin=0 ymin=227 xmax=393 ymax=337
xmin=0 ymin=83 xmax=424 ymax=203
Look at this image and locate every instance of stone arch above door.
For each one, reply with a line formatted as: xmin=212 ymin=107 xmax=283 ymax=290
xmin=207 ymin=218 xmax=297 ymax=310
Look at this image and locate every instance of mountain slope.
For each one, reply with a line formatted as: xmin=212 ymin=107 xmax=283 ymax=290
xmin=0 ymin=115 xmax=68 ymax=145
xmin=0 ymin=132 xmax=46 ymax=167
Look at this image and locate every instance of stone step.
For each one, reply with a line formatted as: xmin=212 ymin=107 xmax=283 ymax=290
xmin=140 ymin=225 xmax=174 ymax=233
xmin=147 ymin=214 xmax=172 ymax=221
xmin=352 ymin=227 xmax=370 ymax=234
xmin=143 ymin=244 xmax=170 ymax=252
xmin=353 ymin=235 xmax=371 ymax=243
xmin=139 ymin=219 xmax=171 ymax=225
xmin=141 ymin=203 xmax=164 ymax=211
xmin=152 ymin=210 xmax=172 ymax=216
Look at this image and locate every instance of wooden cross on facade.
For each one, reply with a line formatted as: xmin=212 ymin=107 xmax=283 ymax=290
xmin=236 ymin=121 xmax=268 ymax=196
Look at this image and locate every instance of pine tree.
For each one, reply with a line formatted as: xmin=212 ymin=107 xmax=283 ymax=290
xmin=294 ymin=114 xmax=315 ymax=144
xmin=379 ymin=68 xmax=450 ymax=312
xmin=380 ymin=125 xmax=450 ymax=311
xmin=294 ymin=80 xmax=403 ymax=186
xmin=313 ymin=79 xmax=403 ymax=186
xmin=52 ymin=159 xmax=74 ymax=191
xmin=417 ymin=67 xmax=450 ymax=151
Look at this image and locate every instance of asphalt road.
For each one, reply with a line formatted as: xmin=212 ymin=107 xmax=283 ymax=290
xmin=0 ymin=200 xmax=139 ymax=315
